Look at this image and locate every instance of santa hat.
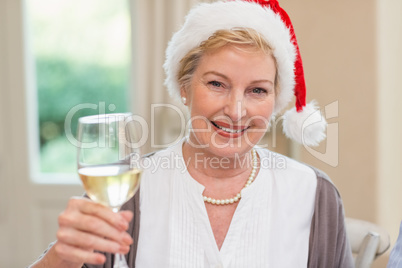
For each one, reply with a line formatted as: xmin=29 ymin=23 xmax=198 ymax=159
xmin=163 ymin=0 xmax=327 ymax=146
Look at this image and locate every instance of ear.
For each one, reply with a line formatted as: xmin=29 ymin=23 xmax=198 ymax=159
xmin=180 ymin=85 xmax=188 ymax=99
xmin=180 ymin=86 xmax=189 ymax=106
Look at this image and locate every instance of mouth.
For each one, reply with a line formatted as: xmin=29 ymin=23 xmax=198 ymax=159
xmin=210 ymin=121 xmax=250 ymax=134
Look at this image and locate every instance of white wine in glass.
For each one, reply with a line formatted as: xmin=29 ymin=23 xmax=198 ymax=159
xmin=77 ymin=113 xmax=142 ymax=268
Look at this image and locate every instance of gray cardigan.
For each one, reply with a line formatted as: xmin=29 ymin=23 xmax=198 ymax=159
xmin=83 ymin=166 xmax=354 ymax=268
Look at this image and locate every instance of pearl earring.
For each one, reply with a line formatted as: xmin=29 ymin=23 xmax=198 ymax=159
xmin=181 ymin=97 xmax=187 ymax=104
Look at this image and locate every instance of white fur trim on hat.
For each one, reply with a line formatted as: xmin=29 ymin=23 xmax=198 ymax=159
xmin=163 ymin=0 xmax=296 ymax=114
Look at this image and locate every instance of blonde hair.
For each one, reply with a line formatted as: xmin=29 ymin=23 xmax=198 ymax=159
xmin=177 ymin=28 xmax=279 ymax=93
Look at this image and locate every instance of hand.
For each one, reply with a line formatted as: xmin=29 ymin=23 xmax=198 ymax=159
xmin=53 ymin=197 xmax=133 ymax=265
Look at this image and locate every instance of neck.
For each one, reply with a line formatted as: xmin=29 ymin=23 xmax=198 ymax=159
xmin=182 ymin=141 xmax=253 ymax=180
xmin=182 ymin=140 xmax=259 ymax=205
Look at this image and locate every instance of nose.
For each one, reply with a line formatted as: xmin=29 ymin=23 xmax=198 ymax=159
xmin=223 ymin=91 xmax=246 ymax=122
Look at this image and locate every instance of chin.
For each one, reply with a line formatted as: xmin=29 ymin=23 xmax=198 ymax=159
xmin=205 ymin=139 xmax=257 ymax=158
xmin=188 ymin=126 xmax=265 ymax=157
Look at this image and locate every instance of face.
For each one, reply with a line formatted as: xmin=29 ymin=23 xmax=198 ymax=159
xmin=182 ymin=45 xmax=276 ymax=158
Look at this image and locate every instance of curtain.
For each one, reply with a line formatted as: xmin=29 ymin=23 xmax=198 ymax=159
xmin=129 ymin=0 xmax=210 ymax=153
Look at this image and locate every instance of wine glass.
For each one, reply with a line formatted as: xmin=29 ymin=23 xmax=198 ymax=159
xmin=76 ymin=113 xmax=142 ymax=268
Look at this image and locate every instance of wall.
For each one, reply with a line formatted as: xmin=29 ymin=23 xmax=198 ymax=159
xmin=377 ymin=0 xmax=402 ymax=261
xmin=282 ymin=0 xmax=402 ymax=266
xmin=283 ymin=0 xmax=378 ymax=220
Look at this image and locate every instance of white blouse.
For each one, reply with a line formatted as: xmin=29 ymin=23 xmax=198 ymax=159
xmin=135 ymin=139 xmax=317 ymax=268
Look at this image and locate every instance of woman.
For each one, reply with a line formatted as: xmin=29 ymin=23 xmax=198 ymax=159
xmin=31 ymin=1 xmax=353 ymax=267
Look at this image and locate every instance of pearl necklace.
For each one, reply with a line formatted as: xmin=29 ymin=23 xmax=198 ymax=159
xmin=203 ymin=149 xmax=258 ymax=205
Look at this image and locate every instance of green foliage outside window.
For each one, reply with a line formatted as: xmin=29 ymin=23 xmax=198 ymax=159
xmin=37 ymin=57 xmax=129 ymax=173
xmin=28 ymin=0 xmax=131 ymax=174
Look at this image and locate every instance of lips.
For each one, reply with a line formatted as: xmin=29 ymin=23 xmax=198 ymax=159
xmin=211 ymin=121 xmax=249 ymax=135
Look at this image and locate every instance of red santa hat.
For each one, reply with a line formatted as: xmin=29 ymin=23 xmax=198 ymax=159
xmin=164 ymin=0 xmax=327 ymax=146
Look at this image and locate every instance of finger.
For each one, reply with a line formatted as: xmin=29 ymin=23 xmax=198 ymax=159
xmin=119 ymin=210 xmax=134 ymax=224
xmin=57 ymin=227 xmax=130 ymax=255
xmin=68 ymin=198 xmax=130 ymax=231
xmin=53 ymin=241 xmax=106 ymax=265
xmin=58 ymin=212 xmax=133 ymax=246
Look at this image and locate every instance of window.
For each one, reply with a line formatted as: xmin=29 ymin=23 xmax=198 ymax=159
xmin=26 ymin=0 xmax=131 ymax=183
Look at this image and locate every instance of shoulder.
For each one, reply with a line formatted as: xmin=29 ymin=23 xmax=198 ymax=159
xmin=256 ymin=147 xmax=317 ymax=183
xmin=308 ymin=166 xmax=343 ymax=207
xmin=141 ymin=140 xmax=185 ymax=172
xmin=139 ymin=140 xmax=185 ymax=196
xmin=308 ymin=165 xmax=337 ymax=191
xmin=303 ymin=166 xmax=354 ymax=267
xmin=257 ymin=147 xmax=313 ymax=172
xmin=142 ymin=143 xmax=175 ymax=160
xmin=307 ymin=166 xmax=347 ymax=244
xmin=256 ymin=147 xmax=342 ymax=205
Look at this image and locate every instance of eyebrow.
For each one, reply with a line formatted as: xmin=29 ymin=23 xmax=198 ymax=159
xmin=203 ymin=71 xmax=229 ymax=80
xmin=202 ymin=71 xmax=274 ymax=85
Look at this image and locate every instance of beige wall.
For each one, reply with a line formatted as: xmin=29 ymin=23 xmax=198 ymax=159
xmin=377 ymin=0 xmax=402 ymax=263
xmin=282 ymin=0 xmax=402 ymax=266
xmin=284 ymin=0 xmax=379 ymax=219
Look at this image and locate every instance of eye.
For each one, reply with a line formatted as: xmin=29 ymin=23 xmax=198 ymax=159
xmin=251 ymin=88 xmax=267 ymax=94
xmin=208 ymin=81 xmax=222 ymax=88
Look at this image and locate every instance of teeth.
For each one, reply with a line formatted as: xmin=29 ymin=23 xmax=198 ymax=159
xmin=220 ymin=126 xmax=242 ymax=133
xmin=213 ymin=122 xmax=245 ymax=133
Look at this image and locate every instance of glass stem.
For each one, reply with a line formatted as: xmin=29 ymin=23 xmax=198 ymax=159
xmin=112 ymin=206 xmax=128 ymax=267
xmin=113 ymin=253 xmax=129 ymax=268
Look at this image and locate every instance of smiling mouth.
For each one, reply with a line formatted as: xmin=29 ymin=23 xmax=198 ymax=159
xmin=211 ymin=121 xmax=250 ymax=134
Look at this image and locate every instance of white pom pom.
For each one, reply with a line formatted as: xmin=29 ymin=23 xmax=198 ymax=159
xmin=282 ymin=101 xmax=327 ymax=147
